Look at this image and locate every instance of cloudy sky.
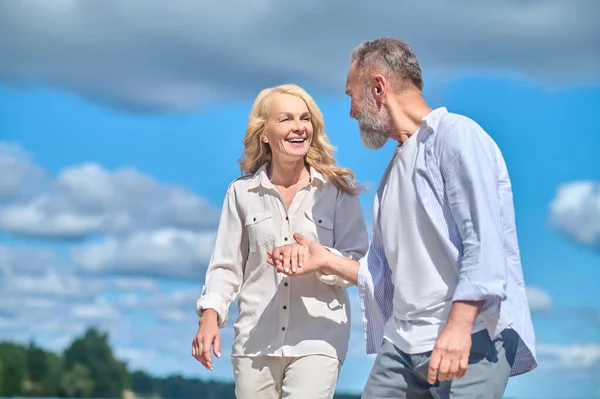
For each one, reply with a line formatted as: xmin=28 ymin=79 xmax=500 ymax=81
xmin=1 ymin=1 xmax=599 ymax=398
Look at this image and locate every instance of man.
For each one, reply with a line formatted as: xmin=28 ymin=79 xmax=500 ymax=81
xmin=267 ymin=38 xmax=536 ymax=398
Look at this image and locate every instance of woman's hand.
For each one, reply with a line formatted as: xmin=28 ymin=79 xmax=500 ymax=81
xmin=268 ymin=241 xmax=307 ymax=274
xmin=191 ymin=309 xmax=221 ymax=370
xmin=267 ymin=233 xmax=330 ymax=276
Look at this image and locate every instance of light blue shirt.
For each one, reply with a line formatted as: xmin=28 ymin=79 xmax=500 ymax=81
xmin=357 ymin=107 xmax=537 ymax=376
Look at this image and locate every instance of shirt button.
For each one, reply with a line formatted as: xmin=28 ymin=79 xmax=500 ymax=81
xmin=281 ymin=327 xmax=286 ymax=331
xmin=284 ymin=282 xmax=288 ymax=286
xmin=283 ymin=305 xmax=287 ymax=310
xmin=284 ymin=237 xmax=288 ymax=241
xmin=285 ymin=216 xmax=289 ymax=221
xmin=253 ymin=217 xmax=256 ymax=221
xmin=318 ymin=219 xmax=322 ymax=223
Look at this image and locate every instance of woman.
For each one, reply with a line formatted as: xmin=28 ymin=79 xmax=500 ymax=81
xmin=192 ymin=84 xmax=368 ymax=399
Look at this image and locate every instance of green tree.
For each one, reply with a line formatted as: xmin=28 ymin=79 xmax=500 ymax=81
xmin=61 ymin=363 xmax=95 ymax=398
xmin=63 ymin=328 xmax=128 ymax=398
xmin=20 ymin=341 xmax=50 ymax=396
xmin=130 ymin=370 xmax=157 ymax=397
xmin=0 ymin=342 xmax=27 ymax=396
xmin=43 ymin=351 xmax=64 ymax=396
xmin=26 ymin=341 xmax=48 ymax=383
xmin=0 ymin=357 xmax=4 ymax=394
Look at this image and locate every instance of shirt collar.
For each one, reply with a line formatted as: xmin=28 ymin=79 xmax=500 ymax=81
xmin=250 ymin=162 xmax=326 ymax=189
xmin=421 ymin=106 xmax=448 ymax=133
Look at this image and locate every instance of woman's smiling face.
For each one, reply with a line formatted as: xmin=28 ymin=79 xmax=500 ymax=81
xmin=262 ymin=93 xmax=313 ymax=162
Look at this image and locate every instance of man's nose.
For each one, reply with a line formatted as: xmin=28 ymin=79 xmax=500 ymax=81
xmin=350 ymin=103 xmax=356 ymax=119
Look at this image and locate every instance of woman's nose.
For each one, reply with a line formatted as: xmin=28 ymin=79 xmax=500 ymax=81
xmin=292 ymin=120 xmax=303 ymax=132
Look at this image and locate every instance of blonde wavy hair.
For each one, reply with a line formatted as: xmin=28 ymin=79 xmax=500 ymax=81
xmin=239 ymin=84 xmax=364 ymax=196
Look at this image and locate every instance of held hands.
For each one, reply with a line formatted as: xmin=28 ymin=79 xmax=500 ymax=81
xmin=267 ymin=233 xmax=329 ymax=276
xmin=191 ymin=309 xmax=221 ymax=371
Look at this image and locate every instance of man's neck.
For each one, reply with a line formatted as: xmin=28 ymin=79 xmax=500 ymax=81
xmin=387 ymin=91 xmax=432 ymax=145
xmin=268 ymin=157 xmax=308 ymax=187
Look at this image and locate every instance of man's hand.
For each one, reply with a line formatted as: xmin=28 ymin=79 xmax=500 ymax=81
xmin=267 ymin=233 xmax=330 ymax=276
xmin=427 ymin=301 xmax=482 ymax=384
xmin=191 ymin=309 xmax=221 ymax=371
xmin=427 ymin=321 xmax=471 ymax=384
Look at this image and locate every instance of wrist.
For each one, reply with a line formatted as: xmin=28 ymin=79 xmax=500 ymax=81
xmin=200 ymin=308 xmax=218 ymax=321
xmin=320 ymin=250 xmax=337 ymax=274
xmin=446 ymin=300 xmax=483 ymax=330
xmin=446 ymin=316 xmax=474 ymax=332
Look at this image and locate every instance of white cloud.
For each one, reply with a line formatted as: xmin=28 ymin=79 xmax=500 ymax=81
xmin=0 ymin=143 xmax=220 ymax=239
xmin=71 ymin=228 xmax=215 ymax=279
xmin=112 ymin=277 xmax=160 ymax=292
xmin=538 ymin=342 xmax=600 ymax=369
xmin=117 ymin=287 xmax=203 ymax=324
xmin=0 ymin=1 xmax=597 ymax=112
xmin=0 ymin=243 xmax=58 ymax=275
xmin=0 ymin=142 xmax=44 ymax=200
xmin=0 ymin=244 xmax=103 ymax=299
xmin=526 ymin=286 xmax=553 ymax=312
xmin=549 ymin=181 xmax=600 ymax=249
xmin=71 ymin=296 xmax=121 ymax=320
xmin=0 ymin=245 xmax=126 ymax=352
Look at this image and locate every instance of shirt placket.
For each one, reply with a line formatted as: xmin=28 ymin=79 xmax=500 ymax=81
xmin=277 ymin=200 xmax=293 ymax=353
xmin=277 ymin=186 xmax=311 ymax=355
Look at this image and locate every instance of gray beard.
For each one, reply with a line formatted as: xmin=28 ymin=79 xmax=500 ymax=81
xmin=359 ymin=124 xmax=389 ymax=149
xmin=357 ymin=108 xmax=390 ymax=149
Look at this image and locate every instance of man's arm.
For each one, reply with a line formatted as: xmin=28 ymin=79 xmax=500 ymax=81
xmin=321 ymin=250 xmax=361 ymax=285
xmin=438 ymin=118 xmax=508 ymax=304
xmin=272 ymin=233 xmax=361 ymax=284
xmin=427 ymin=117 xmax=508 ymax=384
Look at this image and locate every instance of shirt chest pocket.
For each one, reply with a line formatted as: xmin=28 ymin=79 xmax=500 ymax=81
xmin=303 ymin=211 xmax=334 ymax=247
xmin=245 ymin=212 xmax=276 ymax=253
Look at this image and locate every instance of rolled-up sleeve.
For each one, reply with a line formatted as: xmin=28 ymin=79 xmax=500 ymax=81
xmin=196 ymin=189 xmax=247 ymax=328
xmin=438 ymin=119 xmax=508 ymax=303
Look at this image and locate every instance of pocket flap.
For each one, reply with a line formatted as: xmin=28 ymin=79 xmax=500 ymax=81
xmin=245 ymin=212 xmax=272 ymax=226
xmin=304 ymin=211 xmax=334 ymax=230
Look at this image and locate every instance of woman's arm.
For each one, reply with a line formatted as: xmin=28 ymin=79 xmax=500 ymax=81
xmin=196 ymin=188 xmax=248 ymax=328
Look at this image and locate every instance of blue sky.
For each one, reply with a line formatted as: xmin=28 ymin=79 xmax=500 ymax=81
xmin=1 ymin=2 xmax=599 ymax=398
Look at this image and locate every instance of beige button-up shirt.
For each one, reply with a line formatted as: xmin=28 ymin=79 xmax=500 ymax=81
xmin=197 ymin=163 xmax=368 ymax=362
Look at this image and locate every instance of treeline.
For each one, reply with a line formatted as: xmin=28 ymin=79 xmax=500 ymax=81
xmin=0 ymin=327 xmax=360 ymax=399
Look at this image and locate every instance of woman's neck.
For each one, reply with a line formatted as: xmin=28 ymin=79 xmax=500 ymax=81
xmin=268 ymin=156 xmax=308 ymax=187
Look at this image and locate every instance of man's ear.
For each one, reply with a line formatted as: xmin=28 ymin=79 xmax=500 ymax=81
xmin=371 ymin=74 xmax=386 ymax=104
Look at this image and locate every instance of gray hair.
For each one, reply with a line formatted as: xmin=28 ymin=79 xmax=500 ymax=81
xmin=350 ymin=38 xmax=423 ymax=91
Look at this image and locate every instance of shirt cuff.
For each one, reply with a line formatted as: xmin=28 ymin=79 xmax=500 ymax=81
xmin=196 ymin=288 xmax=228 ymax=329
xmin=452 ymin=280 xmax=507 ymax=302
xmin=324 ymin=246 xmax=343 ymax=257
xmin=316 ymin=270 xmax=353 ymax=288
xmin=316 ymin=246 xmax=353 ymax=287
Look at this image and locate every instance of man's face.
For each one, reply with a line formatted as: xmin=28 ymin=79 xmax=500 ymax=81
xmin=346 ymin=64 xmax=390 ymax=149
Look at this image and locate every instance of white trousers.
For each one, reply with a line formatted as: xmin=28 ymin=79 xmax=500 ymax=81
xmin=232 ymin=355 xmax=341 ymax=399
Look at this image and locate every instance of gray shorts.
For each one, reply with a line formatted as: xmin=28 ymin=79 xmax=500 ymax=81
xmin=362 ymin=329 xmax=519 ymax=399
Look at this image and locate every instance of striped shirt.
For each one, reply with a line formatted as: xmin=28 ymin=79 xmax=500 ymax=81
xmin=356 ymin=107 xmax=537 ymax=376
